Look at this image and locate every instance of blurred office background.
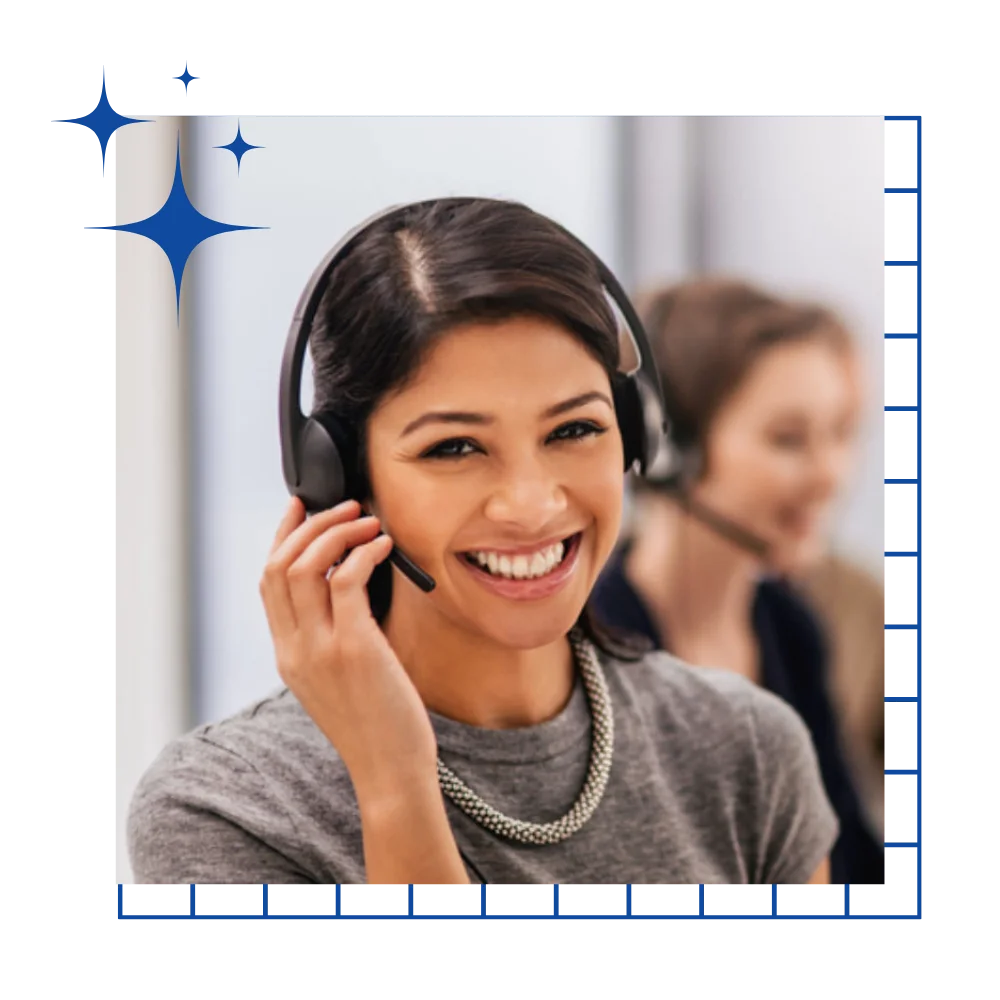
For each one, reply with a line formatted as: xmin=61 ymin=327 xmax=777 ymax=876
xmin=117 ymin=117 xmax=883 ymax=881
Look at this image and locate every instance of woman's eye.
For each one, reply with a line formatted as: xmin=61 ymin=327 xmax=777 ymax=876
xmin=769 ymin=430 xmax=808 ymax=450
xmin=547 ymin=420 xmax=608 ymax=443
xmin=420 ymin=438 xmax=481 ymax=460
xmin=420 ymin=421 xmax=606 ymax=459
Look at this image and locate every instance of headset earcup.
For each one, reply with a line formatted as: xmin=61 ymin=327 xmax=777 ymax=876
xmin=611 ymin=373 xmax=648 ymax=473
xmin=295 ymin=413 xmax=357 ymax=512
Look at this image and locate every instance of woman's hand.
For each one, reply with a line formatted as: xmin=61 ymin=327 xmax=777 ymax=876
xmin=259 ymin=498 xmax=438 ymax=806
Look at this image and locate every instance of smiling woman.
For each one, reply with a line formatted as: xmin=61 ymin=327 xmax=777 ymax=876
xmin=127 ymin=199 xmax=838 ymax=885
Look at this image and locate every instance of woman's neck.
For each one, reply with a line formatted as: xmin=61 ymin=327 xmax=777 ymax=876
xmin=382 ymin=594 xmax=575 ymax=730
xmin=624 ymin=492 xmax=761 ymax=680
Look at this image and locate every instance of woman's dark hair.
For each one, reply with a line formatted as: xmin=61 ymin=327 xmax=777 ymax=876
xmin=308 ymin=197 xmax=647 ymax=660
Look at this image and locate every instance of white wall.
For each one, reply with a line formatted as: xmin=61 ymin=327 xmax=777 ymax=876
xmin=627 ymin=116 xmax=699 ymax=285
xmin=116 ymin=117 xmax=190 ymax=883
xmin=188 ymin=117 xmax=622 ymax=724
xmin=701 ymin=116 xmax=884 ymax=571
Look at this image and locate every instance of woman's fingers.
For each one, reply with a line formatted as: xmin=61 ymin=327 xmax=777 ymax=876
xmin=287 ymin=516 xmax=384 ymax=629
xmin=260 ymin=575 xmax=298 ymax=641
xmin=269 ymin=498 xmax=362 ymax=563
xmin=269 ymin=496 xmax=307 ymax=554
xmin=261 ymin=498 xmax=362 ymax=638
xmin=328 ymin=532 xmax=395 ymax=627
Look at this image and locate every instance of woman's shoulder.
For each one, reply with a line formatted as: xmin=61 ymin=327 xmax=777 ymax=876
xmin=606 ymin=646 xmax=820 ymax=774
xmin=608 ymin=645 xmax=765 ymax=711
xmin=131 ymin=686 xmax=350 ymax=806
xmin=186 ymin=686 xmax=328 ymax=756
xmin=605 ymin=648 xmax=837 ymax=882
xmin=127 ymin=688 xmax=359 ymax=884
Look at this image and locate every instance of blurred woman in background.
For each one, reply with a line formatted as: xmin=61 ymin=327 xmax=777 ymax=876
xmin=591 ymin=278 xmax=884 ymax=884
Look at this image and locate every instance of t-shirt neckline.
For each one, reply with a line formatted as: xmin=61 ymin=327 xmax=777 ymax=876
xmin=428 ymin=670 xmax=592 ymax=764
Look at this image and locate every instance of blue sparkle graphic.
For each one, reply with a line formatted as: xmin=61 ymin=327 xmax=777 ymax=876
xmin=215 ymin=120 xmax=264 ymax=172
xmin=167 ymin=56 xmax=208 ymax=104
xmin=54 ymin=70 xmax=150 ymax=171
xmin=89 ymin=140 xmax=265 ymax=308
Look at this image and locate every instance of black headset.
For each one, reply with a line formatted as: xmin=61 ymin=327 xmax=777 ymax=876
xmin=279 ymin=198 xmax=672 ymax=593
xmin=634 ymin=290 xmax=696 ymax=489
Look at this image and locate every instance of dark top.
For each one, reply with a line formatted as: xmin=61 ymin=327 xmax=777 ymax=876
xmin=590 ymin=543 xmax=884 ymax=885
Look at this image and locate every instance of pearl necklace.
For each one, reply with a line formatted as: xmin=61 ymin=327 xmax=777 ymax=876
xmin=436 ymin=628 xmax=615 ymax=846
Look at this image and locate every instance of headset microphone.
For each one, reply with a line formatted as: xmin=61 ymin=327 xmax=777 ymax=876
xmin=638 ymin=374 xmax=772 ymax=560
xmin=279 ymin=198 xmax=669 ymax=596
xmin=678 ymin=494 xmax=772 ymax=560
xmin=383 ymin=537 xmax=436 ymax=592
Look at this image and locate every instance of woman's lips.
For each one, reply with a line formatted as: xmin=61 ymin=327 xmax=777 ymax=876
xmin=777 ymin=505 xmax=826 ymax=539
xmin=456 ymin=533 xmax=582 ymax=602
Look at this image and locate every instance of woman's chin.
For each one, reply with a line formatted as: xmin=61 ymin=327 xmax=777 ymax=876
xmin=768 ymin=535 xmax=828 ymax=576
xmin=469 ymin=606 xmax=585 ymax=651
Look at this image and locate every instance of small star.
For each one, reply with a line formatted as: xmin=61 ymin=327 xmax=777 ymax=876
xmin=54 ymin=70 xmax=150 ymax=171
xmin=89 ymin=138 xmax=265 ymax=308
xmin=215 ymin=120 xmax=264 ymax=172
xmin=167 ymin=56 xmax=208 ymax=104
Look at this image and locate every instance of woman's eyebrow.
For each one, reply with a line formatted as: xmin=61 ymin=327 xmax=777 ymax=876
xmin=542 ymin=390 xmax=613 ymax=419
xmin=401 ymin=411 xmax=494 ymax=437
xmin=400 ymin=391 xmax=613 ymax=438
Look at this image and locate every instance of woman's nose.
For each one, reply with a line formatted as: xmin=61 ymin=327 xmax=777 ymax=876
xmin=483 ymin=460 xmax=568 ymax=531
xmin=809 ymin=444 xmax=849 ymax=499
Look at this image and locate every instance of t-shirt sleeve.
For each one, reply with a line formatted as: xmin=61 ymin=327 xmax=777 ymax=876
xmin=744 ymin=686 xmax=840 ymax=884
xmin=127 ymin=736 xmax=315 ymax=884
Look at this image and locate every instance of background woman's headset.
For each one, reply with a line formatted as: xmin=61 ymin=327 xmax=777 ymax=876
xmin=633 ymin=288 xmax=772 ymax=559
xmin=634 ymin=289 xmax=696 ymax=488
xmin=279 ymin=197 xmax=677 ymax=592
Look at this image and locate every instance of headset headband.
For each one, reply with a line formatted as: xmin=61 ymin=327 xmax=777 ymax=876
xmin=279 ymin=204 xmax=415 ymax=490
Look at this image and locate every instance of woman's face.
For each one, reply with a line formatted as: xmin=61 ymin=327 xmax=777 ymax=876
xmin=693 ymin=338 xmax=861 ymax=574
xmin=366 ymin=317 xmax=625 ymax=649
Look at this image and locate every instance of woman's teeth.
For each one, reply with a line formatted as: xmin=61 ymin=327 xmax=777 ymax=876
xmin=467 ymin=540 xmax=567 ymax=580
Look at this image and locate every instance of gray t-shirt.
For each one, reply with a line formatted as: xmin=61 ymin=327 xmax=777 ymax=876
xmin=128 ymin=648 xmax=837 ymax=884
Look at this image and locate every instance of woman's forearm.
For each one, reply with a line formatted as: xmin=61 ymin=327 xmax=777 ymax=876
xmin=357 ymin=775 xmax=469 ymax=884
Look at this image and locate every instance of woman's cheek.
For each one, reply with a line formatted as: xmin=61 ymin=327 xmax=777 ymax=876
xmin=747 ymin=442 xmax=804 ymax=499
xmin=590 ymin=468 xmax=625 ymax=554
xmin=714 ymin=444 xmax=772 ymax=505
xmin=585 ymin=445 xmax=624 ymax=496
xmin=377 ymin=474 xmax=451 ymax=558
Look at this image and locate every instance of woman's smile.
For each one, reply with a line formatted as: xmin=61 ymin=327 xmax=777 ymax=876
xmin=774 ymin=501 xmax=830 ymax=541
xmin=456 ymin=530 xmax=584 ymax=601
